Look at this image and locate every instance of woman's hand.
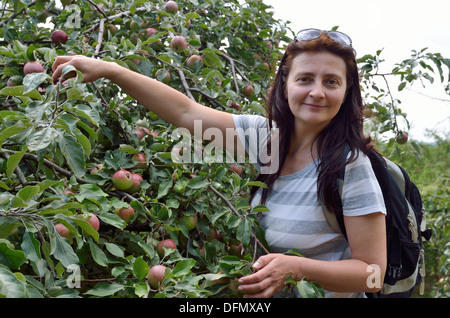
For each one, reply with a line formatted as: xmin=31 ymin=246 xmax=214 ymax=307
xmin=52 ymin=55 xmax=112 ymax=84
xmin=238 ymin=254 xmax=303 ymax=298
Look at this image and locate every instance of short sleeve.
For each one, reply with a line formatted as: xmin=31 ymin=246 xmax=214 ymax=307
xmin=341 ymin=152 xmax=387 ymax=217
xmin=232 ymin=114 xmax=273 ymax=172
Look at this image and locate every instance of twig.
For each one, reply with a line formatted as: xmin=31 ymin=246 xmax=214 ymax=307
xmin=1 ymin=148 xmax=88 ymax=184
xmin=188 ymin=88 xmax=226 ymax=109
xmin=83 ymin=6 xmax=149 ymax=34
xmin=94 ymin=19 xmax=105 ymax=57
xmin=219 ymin=53 xmax=240 ymax=93
xmin=207 ymin=184 xmax=269 ymax=254
xmin=178 ymin=69 xmax=195 ymax=100
xmin=86 ymin=0 xmax=108 ymax=19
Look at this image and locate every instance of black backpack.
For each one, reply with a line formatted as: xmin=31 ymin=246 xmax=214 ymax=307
xmin=322 ymin=148 xmax=432 ymax=298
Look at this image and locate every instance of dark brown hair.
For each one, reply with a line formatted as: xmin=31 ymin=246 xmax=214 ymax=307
xmin=252 ymin=32 xmax=375 ymax=215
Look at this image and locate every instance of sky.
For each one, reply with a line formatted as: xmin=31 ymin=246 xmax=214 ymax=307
xmin=263 ymin=0 xmax=450 ymax=142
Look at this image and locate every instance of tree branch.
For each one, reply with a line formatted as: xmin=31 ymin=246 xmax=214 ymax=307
xmin=207 ymin=184 xmax=269 ymax=254
xmin=178 ymin=69 xmax=195 ymax=100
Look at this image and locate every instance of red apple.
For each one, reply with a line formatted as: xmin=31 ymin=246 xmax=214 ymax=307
xmin=146 ymin=27 xmax=158 ymax=37
xmin=112 ymin=170 xmax=133 ymax=190
xmin=396 ymin=131 xmax=409 ymax=144
xmin=155 ymin=69 xmax=171 ymax=83
xmin=207 ymin=229 xmax=222 ymax=242
xmin=134 ymin=126 xmax=151 ymax=140
xmin=115 ymin=204 xmax=135 ymax=223
xmin=91 ymin=163 xmax=104 ymax=174
xmin=170 ymin=147 xmax=184 ymax=160
xmin=23 ymin=61 xmax=44 ymax=75
xmin=132 ymin=153 xmax=146 ymax=168
xmin=126 ymin=173 xmax=143 ymax=194
xmin=157 ymin=239 xmax=177 ymax=257
xmin=180 ymin=214 xmax=197 ymax=231
xmin=186 ymin=54 xmax=203 ymax=69
xmin=228 ymin=243 xmax=243 ymax=258
xmin=55 ymin=223 xmax=72 ymax=238
xmin=147 ymin=265 xmax=166 ymax=288
xmin=87 ymin=214 xmax=100 ymax=231
xmin=165 ymin=0 xmax=178 ymax=13
xmin=170 ymin=35 xmax=188 ymax=53
xmin=6 ymin=75 xmax=22 ymax=87
xmin=243 ymin=84 xmax=254 ymax=97
xmin=51 ymin=30 xmax=68 ymax=45
xmin=230 ymin=163 xmax=242 ymax=175
xmin=230 ymin=101 xmax=241 ymax=111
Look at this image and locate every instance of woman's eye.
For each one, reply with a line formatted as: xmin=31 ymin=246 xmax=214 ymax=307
xmin=298 ymin=77 xmax=310 ymax=83
xmin=326 ymin=79 xmax=340 ymax=87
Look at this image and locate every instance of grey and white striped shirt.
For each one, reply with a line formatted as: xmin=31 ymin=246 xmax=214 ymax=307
xmin=233 ymin=114 xmax=386 ymax=298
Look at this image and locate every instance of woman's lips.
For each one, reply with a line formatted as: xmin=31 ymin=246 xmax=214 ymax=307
xmin=303 ymin=103 xmax=326 ymax=109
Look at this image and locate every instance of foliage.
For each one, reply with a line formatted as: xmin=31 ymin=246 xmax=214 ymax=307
xmin=376 ymin=130 xmax=450 ymax=298
xmin=360 ymin=47 xmax=450 ymax=139
xmin=0 ymin=0 xmax=448 ymax=298
xmin=0 ymin=0 xmax=292 ymax=298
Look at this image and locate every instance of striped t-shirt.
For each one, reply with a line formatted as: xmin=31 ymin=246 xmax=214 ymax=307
xmin=233 ymin=114 xmax=386 ymax=298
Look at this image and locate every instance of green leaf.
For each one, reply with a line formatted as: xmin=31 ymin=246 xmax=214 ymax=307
xmin=16 ymin=185 xmax=40 ymax=203
xmin=84 ymin=282 xmax=125 ymax=297
xmin=296 ymin=279 xmax=324 ymax=298
xmin=0 ymin=242 xmax=28 ymax=269
xmin=134 ymin=282 xmax=149 ymax=298
xmin=0 ymin=266 xmax=28 ymax=298
xmin=157 ymin=179 xmax=173 ymax=199
xmin=70 ymin=215 xmax=99 ymax=242
xmin=47 ymin=220 xmax=79 ymax=268
xmin=98 ymin=212 xmax=127 ymax=230
xmin=57 ymin=134 xmax=86 ymax=178
xmin=22 ymin=72 xmax=51 ymax=94
xmin=172 ymin=259 xmax=196 ymax=277
xmin=104 ymin=242 xmax=124 ymax=258
xmin=236 ymin=218 xmax=251 ymax=247
xmin=398 ymin=81 xmax=407 ymax=91
xmin=0 ymin=120 xmax=30 ymax=146
xmin=0 ymin=218 xmax=20 ymax=238
xmin=187 ymin=175 xmax=207 ymax=189
xmin=202 ymin=48 xmax=225 ymax=68
xmin=88 ymin=238 xmax=109 ymax=267
xmin=133 ymin=256 xmax=149 ymax=281
xmin=38 ymin=201 xmax=83 ymax=215
xmin=21 ymin=231 xmax=46 ymax=277
xmin=6 ymin=149 xmax=26 ymax=178
xmin=0 ymin=85 xmax=42 ymax=100
xmin=27 ymin=126 xmax=58 ymax=151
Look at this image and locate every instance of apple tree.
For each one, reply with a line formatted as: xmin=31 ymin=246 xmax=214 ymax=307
xmin=0 ymin=0 xmax=293 ymax=298
xmin=1 ymin=0 xmax=449 ymax=298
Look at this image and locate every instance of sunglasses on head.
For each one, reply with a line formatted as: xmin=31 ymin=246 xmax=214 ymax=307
xmin=294 ymin=28 xmax=352 ymax=47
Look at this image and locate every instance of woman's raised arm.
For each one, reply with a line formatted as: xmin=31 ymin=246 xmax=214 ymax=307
xmin=52 ymin=55 xmax=241 ymax=153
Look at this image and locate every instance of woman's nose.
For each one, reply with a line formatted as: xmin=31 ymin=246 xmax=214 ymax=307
xmin=309 ymin=83 xmax=325 ymax=100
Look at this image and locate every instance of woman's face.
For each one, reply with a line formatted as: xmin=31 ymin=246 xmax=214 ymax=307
xmin=285 ymin=51 xmax=347 ymax=132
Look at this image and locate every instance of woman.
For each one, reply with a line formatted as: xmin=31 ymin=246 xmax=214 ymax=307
xmin=52 ymin=29 xmax=387 ymax=298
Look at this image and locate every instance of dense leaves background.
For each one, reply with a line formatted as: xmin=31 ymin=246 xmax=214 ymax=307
xmin=0 ymin=0 xmax=448 ymax=298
